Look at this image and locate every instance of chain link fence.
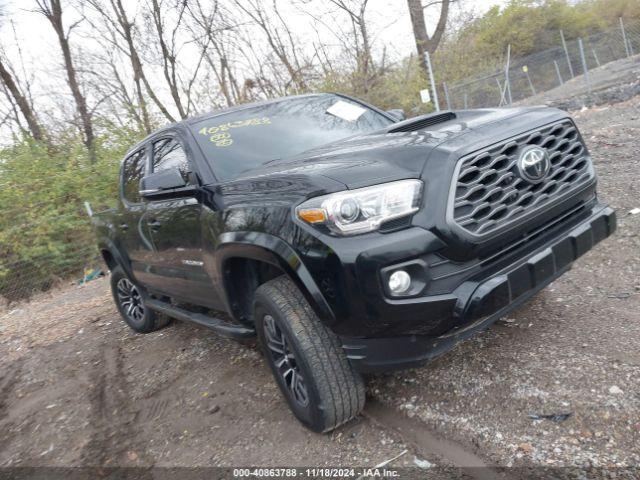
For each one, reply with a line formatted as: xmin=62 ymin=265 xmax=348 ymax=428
xmin=0 ymin=166 xmax=109 ymax=306
xmin=438 ymin=20 xmax=640 ymax=110
xmin=0 ymin=204 xmax=104 ymax=306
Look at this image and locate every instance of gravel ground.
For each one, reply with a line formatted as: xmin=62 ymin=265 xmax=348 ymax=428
xmin=519 ymin=54 xmax=640 ymax=110
xmin=1 ymin=93 xmax=639 ymax=478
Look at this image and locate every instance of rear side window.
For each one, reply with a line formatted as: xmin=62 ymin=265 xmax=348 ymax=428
xmin=152 ymin=137 xmax=190 ymax=181
xmin=122 ymin=149 xmax=146 ymax=203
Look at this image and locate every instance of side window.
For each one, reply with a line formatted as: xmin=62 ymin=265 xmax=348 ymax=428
xmin=152 ymin=137 xmax=190 ymax=181
xmin=122 ymin=149 xmax=146 ymax=204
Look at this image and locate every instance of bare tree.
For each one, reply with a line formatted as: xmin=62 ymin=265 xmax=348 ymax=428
xmin=83 ymin=0 xmax=176 ymax=127
xmin=0 ymin=55 xmax=45 ymax=142
xmin=110 ymin=0 xmax=154 ymax=130
xmin=0 ymin=16 xmax=46 ymax=142
xmin=329 ymin=0 xmax=372 ymax=85
xmin=303 ymin=0 xmax=377 ymax=94
xmin=147 ymin=0 xmax=187 ymax=118
xmin=407 ymin=0 xmax=451 ymax=75
xmin=147 ymin=0 xmax=208 ymax=119
xmin=186 ymin=0 xmax=243 ymax=107
xmin=234 ymin=0 xmax=309 ymax=93
xmin=35 ymin=0 xmax=96 ymax=161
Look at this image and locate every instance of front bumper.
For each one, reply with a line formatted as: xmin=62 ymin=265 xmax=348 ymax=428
xmin=341 ymin=205 xmax=616 ymax=373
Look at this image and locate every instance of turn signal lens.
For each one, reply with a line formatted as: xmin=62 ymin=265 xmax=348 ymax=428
xmin=297 ymin=208 xmax=327 ymax=224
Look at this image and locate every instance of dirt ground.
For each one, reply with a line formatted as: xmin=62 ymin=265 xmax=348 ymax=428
xmin=1 ymin=96 xmax=640 ymax=477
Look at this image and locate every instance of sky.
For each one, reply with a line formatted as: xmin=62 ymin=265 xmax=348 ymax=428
xmin=368 ymin=0 xmax=511 ymax=55
xmin=0 ymin=0 xmax=510 ymax=139
xmin=0 ymin=0 xmax=511 ymax=65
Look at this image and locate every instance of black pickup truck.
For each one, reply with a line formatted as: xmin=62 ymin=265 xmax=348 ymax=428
xmin=93 ymin=93 xmax=615 ymax=432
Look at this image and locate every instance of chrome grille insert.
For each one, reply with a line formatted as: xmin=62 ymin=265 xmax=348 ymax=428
xmin=449 ymin=120 xmax=593 ymax=236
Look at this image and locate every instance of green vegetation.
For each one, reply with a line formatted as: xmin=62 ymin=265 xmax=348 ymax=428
xmin=434 ymin=0 xmax=640 ymax=83
xmin=320 ymin=55 xmax=434 ymax=115
xmin=0 ymin=127 xmax=145 ymax=302
xmin=321 ymin=0 xmax=640 ymax=112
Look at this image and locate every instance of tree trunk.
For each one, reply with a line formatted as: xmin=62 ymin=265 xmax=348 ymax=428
xmin=408 ymin=0 xmax=429 ymax=56
xmin=150 ymin=0 xmax=187 ymax=119
xmin=407 ymin=0 xmax=450 ymax=76
xmin=358 ymin=8 xmax=372 ymax=92
xmin=37 ymin=0 xmax=96 ymax=161
xmin=133 ymin=75 xmax=152 ymax=133
xmin=0 ymin=57 xmax=45 ymax=142
xmin=112 ymin=0 xmax=176 ymax=125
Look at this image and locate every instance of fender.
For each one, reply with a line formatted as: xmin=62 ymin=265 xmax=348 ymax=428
xmin=216 ymin=231 xmax=335 ymax=324
xmin=97 ymin=237 xmax=134 ymax=280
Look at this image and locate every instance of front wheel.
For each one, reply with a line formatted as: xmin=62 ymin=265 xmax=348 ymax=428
xmin=254 ymin=276 xmax=365 ymax=433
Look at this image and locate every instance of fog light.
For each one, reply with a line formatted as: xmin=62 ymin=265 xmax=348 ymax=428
xmin=388 ymin=270 xmax=411 ymax=294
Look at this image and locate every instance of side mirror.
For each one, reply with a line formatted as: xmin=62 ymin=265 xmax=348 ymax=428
xmin=386 ymin=108 xmax=406 ymax=122
xmin=140 ymin=167 xmax=196 ymax=199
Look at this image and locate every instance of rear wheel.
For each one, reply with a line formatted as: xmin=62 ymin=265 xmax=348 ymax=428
xmin=110 ymin=266 xmax=170 ymax=333
xmin=254 ymin=276 xmax=365 ymax=432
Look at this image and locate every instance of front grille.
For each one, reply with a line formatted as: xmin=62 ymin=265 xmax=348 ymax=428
xmin=449 ymin=120 xmax=593 ymax=237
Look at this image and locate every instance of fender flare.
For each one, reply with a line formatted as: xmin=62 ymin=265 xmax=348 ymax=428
xmin=98 ymin=238 xmax=133 ymax=279
xmin=216 ymin=231 xmax=335 ymax=323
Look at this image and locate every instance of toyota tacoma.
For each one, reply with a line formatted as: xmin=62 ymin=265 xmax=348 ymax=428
xmin=93 ymin=93 xmax=616 ymax=432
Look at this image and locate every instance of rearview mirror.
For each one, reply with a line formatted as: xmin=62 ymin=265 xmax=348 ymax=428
xmin=140 ymin=167 xmax=196 ymax=199
xmin=386 ymin=109 xmax=406 ymax=122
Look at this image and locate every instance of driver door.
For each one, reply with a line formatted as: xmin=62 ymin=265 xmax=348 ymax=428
xmin=141 ymin=134 xmax=214 ymax=305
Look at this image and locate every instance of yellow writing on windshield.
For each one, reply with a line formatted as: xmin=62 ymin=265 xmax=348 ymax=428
xmin=198 ymin=117 xmax=271 ymax=147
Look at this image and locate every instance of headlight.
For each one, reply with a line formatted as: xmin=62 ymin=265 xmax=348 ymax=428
xmin=296 ymin=179 xmax=423 ymax=235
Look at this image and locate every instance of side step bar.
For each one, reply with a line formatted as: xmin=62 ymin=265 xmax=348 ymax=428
xmin=145 ymin=298 xmax=255 ymax=339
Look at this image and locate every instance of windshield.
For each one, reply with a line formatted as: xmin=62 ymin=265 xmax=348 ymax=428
xmin=190 ymin=95 xmax=393 ymax=181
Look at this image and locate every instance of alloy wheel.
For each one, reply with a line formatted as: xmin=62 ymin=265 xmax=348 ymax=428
xmin=116 ymin=278 xmax=145 ymax=322
xmin=263 ymin=314 xmax=309 ymax=407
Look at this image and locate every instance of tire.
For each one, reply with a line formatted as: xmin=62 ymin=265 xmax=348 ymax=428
xmin=254 ymin=276 xmax=365 ymax=433
xmin=110 ymin=266 xmax=170 ymax=333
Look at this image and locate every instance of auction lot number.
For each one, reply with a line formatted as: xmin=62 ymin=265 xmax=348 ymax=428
xmin=233 ymin=467 xmax=399 ymax=478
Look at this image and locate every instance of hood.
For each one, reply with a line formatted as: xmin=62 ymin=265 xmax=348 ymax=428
xmin=253 ymin=129 xmax=459 ymax=189
xmin=231 ymin=106 xmax=565 ymax=191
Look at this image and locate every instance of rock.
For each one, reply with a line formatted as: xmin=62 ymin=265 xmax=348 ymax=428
xmin=608 ymin=385 xmax=624 ymax=395
xmin=413 ymin=457 xmax=432 ymax=469
xmin=518 ymin=442 xmax=534 ymax=454
xmin=208 ymin=405 xmax=220 ymax=414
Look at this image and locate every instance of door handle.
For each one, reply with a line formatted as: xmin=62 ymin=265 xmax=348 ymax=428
xmin=147 ymin=219 xmax=162 ymax=230
xmin=119 ymin=223 xmax=129 ymax=231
